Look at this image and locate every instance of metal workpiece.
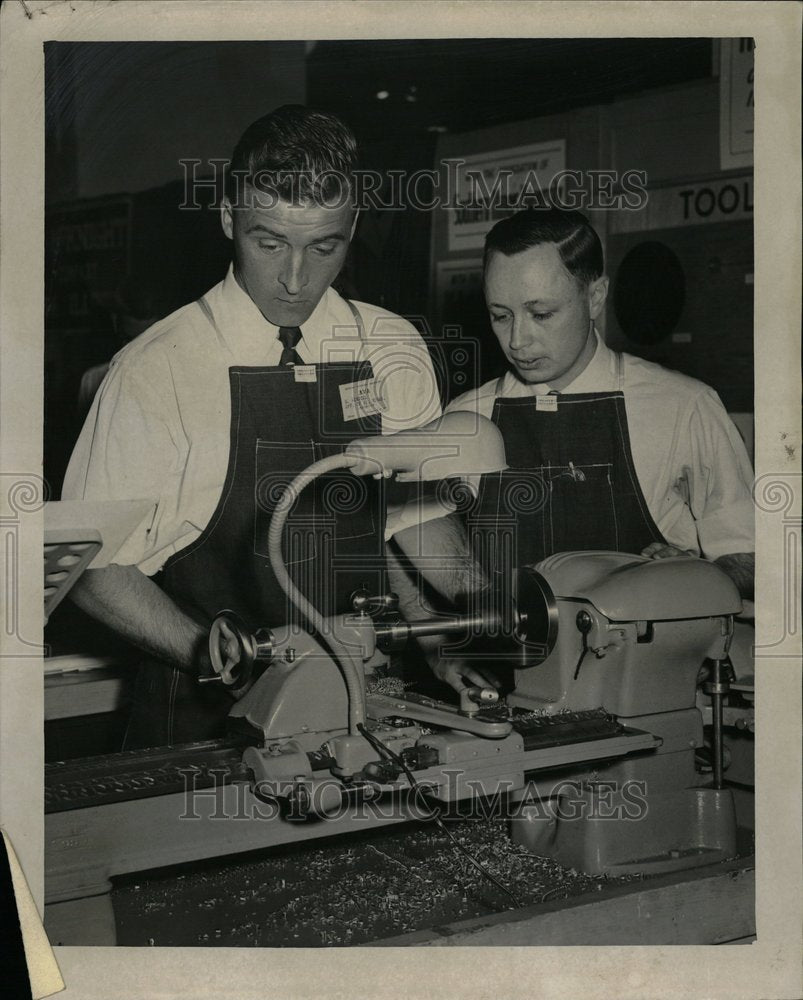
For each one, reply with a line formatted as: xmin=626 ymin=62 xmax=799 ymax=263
xmin=350 ymin=588 xmax=400 ymax=616
xmin=372 ymin=608 xmax=504 ymax=654
xmin=459 ymin=683 xmax=500 ymax=716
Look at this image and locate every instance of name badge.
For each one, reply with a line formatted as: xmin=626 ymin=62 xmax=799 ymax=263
xmin=535 ymin=394 xmax=558 ymax=412
xmin=339 ymin=378 xmax=385 ymax=421
xmin=294 ymin=365 xmax=317 ymax=383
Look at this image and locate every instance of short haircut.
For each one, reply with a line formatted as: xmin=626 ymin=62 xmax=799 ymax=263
xmin=484 ymin=208 xmax=604 ymax=286
xmin=226 ymin=104 xmax=357 ymax=207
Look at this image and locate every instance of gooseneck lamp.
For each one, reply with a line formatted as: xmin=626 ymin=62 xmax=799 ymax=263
xmin=266 ymin=412 xmax=508 ymax=735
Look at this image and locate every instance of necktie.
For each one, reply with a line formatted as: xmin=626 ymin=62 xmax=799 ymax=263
xmin=278 ymin=326 xmax=304 ymax=366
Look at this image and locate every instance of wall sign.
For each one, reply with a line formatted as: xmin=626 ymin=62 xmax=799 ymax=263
xmin=46 ymin=197 xmax=132 ymax=330
xmin=609 ymin=175 xmax=752 ymax=234
xmin=448 ymin=141 xmax=566 ymax=251
xmin=435 ymin=258 xmax=484 ymax=313
xmin=719 ymin=38 xmax=754 ymax=170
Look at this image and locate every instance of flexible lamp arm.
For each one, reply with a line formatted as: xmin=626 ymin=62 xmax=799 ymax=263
xmin=267 ymin=451 xmax=368 ymax=735
xmin=267 ymin=414 xmax=508 ymax=736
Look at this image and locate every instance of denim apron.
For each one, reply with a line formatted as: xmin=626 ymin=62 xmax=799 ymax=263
xmin=467 ymin=352 xmax=666 ymax=577
xmin=123 ymin=299 xmax=386 ymax=747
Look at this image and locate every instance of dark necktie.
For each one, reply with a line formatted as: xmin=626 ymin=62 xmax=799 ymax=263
xmin=278 ymin=326 xmax=304 ymax=366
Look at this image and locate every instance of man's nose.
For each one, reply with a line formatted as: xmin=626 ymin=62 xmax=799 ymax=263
xmin=508 ymin=315 xmax=535 ymax=353
xmin=279 ymin=252 xmax=308 ymax=295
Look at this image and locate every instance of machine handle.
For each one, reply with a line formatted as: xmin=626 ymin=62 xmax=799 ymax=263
xmin=208 ymin=611 xmax=274 ymax=689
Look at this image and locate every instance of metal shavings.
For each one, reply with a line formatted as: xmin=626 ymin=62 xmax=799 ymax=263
xmin=365 ymin=676 xmax=413 ymax=696
xmin=113 ymin=818 xmax=654 ymax=947
xmin=366 ymin=843 xmax=428 ymax=883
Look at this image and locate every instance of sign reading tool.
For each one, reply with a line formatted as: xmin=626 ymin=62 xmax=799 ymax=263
xmin=610 ymin=175 xmax=752 ymax=234
xmin=448 ymin=141 xmax=566 ymax=252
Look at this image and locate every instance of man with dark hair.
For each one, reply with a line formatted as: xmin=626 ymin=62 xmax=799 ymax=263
xmin=62 ymin=105 xmax=440 ymax=746
xmin=425 ymin=207 xmax=754 ymax=694
xmin=226 ymin=104 xmax=357 ymax=209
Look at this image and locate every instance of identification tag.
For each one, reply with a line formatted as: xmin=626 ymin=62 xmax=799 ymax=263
xmin=293 ymin=365 xmax=317 ymax=383
xmin=535 ymin=394 xmax=558 ymax=412
xmin=339 ymin=378 xmax=385 ymax=421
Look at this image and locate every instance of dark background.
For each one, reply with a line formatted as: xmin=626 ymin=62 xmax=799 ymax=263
xmin=45 ymin=38 xmax=719 ymax=494
xmin=43 ymin=36 xmax=754 ymax=758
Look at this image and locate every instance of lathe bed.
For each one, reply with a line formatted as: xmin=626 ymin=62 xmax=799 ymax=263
xmin=44 ymin=707 xmax=640 ymax=814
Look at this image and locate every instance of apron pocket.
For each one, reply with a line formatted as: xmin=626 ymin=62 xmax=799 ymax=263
xmin=548 ymin=462 xmax=620 ymax=553
xmin=254 ymin=440 xmax=318 ymax=564
xmin=254 ymin=440 xmax=378 ymax=565
xmin=467 ymin=469 xmax=551 ymax=571
xmin=315 ymin=468 xmax=376 ymax=545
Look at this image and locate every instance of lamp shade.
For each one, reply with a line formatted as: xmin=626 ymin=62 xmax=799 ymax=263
xmin=345 ymin=411 xmax=508 ymax=481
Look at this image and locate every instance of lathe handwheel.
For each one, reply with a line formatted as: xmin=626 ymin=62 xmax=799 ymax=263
xmin=209 ymin=611 xmax=257 ymax=688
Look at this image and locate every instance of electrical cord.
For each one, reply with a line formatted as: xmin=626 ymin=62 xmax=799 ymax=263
xmin=357 ymin=722 xmax=522 ymax=909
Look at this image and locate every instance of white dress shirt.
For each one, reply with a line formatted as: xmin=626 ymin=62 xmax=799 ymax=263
xmin=63 ymin=267 xmax=442 ymax=573
xmin=445 ymin=331 xmax=755 ymax=561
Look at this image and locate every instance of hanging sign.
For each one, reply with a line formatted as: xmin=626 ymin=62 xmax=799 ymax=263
xmin=448 ymin=141 xmax=566 ymax=251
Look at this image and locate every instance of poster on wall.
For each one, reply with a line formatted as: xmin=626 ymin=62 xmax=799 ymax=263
xmin=432 ymin=258 xmax=491 ymax=399
xmin=434 ymin=257 xmax=484 ymax=319
xmin=448 ymin=140 xmax=566 ymax=251
xmin=45 ymin=196 xmax=132 ymax=332
xmin=719 ymin=37 xmax=754 ymax=170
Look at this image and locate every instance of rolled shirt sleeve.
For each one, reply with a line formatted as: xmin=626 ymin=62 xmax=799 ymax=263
xmin=362 ymin=314 xmax=443 ymax=538
xmin=685 ymin=387 xmax=755 ymax=560
xmin=63 ymin=302 xmax=444 ymax=568
xmin=354 ymin=313 xmax=442 ymax=434
xmin=61 ymin=349 xmax=183 ymax=572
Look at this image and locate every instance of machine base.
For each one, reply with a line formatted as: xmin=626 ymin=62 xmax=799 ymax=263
xmin=511 ymin=784 xmax=737 ymax=874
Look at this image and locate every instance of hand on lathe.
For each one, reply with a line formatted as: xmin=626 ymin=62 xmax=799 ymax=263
xmin=431 ymin=657 xmax=500 ymax=698
xmin=196 ymin=626 xmax=254 ymax=700
xmin=641 ymin=542 xmax=698 ymax=560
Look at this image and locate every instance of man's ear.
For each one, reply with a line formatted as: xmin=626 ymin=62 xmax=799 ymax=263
xmin=220 ymin=198 xmax=234 ymax=241
xmin=588 ymin=275 xmax=609 ymax=320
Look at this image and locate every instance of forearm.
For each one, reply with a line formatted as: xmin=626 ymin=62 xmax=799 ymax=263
xmin=385 ymin=540 xmax=440 ymax=665
xmin=714 ymin=552 xmax=754 ymax=601
xmin=68 ymin=564 xmax=208 ymax=673
xmin=387 ymin=514 xmax=489 ymax=671
xmin=391 ymin=513 xmax=488 ymax=608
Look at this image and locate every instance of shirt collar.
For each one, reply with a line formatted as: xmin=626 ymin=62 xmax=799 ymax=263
xmin=559 ymin=327 xmax=617 ymax=393
xmin=214 ymin=265 xmax=350 ymax=361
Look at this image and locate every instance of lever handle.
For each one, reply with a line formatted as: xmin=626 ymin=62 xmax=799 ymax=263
xmin=208 ymin=611 xmax=274 ymax=688
xmin=573 ymin=609 xmax=593 ymax=680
